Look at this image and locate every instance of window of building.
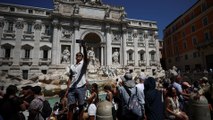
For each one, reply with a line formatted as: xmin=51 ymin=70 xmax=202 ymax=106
xmin=197 ymin=52 xmax=200 ymax=57
xmin=139 ymin=53 xmax=144 ymax=60
xmin=25 ymin=49 xmax=30 ymax=58
xmin=5 ymin=48 xmax=11 ymax=58
xmin=168 ymin=59 xmax=171 ymax=63
xmin=2 ymin=70 xmax=8 ymax=74
xmin=201 ymin=2 xmax=207 ymax=12
xmin=128 ymin=52 xmax=133 ymax=61
xmin=191 ymin=25 xmax=195 ymax=32
xmin=204 ymin=31 xmax=210 ymax=41
xmin=185 ymin=54 xmax=188 ymax=60
xmin=22 ymin=70 xmax=28 ymax=80
xmin=190 ymin=12 xmax=195 ymax=20
xmin=27 ymin=23 xmax=33 ymax=33
xmin=10 ymin=7 xmax=15 ymax=12
xmin=185 ymin=65 xmax=190 ymax=71
xmin=195 ymin=64 xmax=201 ymax=70
xmin=46 ymin=12 xmax=50 ymax=15
xmin=182 ymin=32 xmax=185 ymax=38
xmin=138 ymin=33 xmax=143 ymax=41
xmin=127 ymin=32 xmax=132 ymax=41
xmin=28 ymin=9 xmax=33 ymax=14
xmin=193 ymin=52 xmax=197 ymax=58
xmin=192 ymin=37 xmax=197 ymax=45
xmin=150 ymin=52 xmax=155 ymax=61
xmin=43 ymin=50 xmax=48 ymax=59
xmin=181 ymin=19 xmax=185 ymax=25
xmin=45 ymin=25 xmax=51 ymax=35
xmin=183 ymin=42 xmax=187 ymax=49
xmin=8 ymin=22 xmax=13 ymax=32
xmin=174 ymin=46 xmax=179 ymax=54
xmin=175 ymin=57 xmax=179 ymax=62
xmin=202 ymin=17 xmax=208 ymax=26
xmin=41 ymin=70 xmax=47 ymax=74
xmin=172 ymin=26 xmax=176 ymax=32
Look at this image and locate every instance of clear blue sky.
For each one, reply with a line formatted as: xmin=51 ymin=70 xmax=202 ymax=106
xmin=0 ymin=0 xmax=197 ymax=39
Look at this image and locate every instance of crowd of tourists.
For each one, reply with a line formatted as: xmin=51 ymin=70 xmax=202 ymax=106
xmin=0 ymin=42 xmax=212 ymax=120
xmin=0 ymin=69 xmax=212 ymax=120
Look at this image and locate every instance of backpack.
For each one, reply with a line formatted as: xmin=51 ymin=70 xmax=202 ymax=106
xmin=124 ymin=87 xmax=143 ymax=117
xmin=39 ymin=99 xmax=52 ymax=119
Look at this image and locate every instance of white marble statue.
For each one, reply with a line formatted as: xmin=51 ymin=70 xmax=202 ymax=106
xmin=87 ymin=47 xmax=96 ymax=65
xmin=112 ymin=49 xmax=119 ymax=63
xmin=87 ymin=47 xmax=100 ymax=74
xmin=61 ymin=47 xmax=70 ymax=63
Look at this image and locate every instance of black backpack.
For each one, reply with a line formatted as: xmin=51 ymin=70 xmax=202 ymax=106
xmin=39 ymin=99 xmax=52 ymax=119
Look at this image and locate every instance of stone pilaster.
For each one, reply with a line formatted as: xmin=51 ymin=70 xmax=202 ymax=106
xmin=0 ymin=19 xmax=4 ymax=58
xmin=121 ymin=25 xmax=127 ymax=66
xmin=13 ymin=19 xmax=24 ymax=65
xmin=155 ymin=32 xmax=160 ymax=66
xmin=71 ymin=19 xmax=80 ymax=64
xmin=52 ymin=19 xmax=61 ymax=65
xmin=133 ymin=29 xmax=138 ymax=67
xmin=106 ymin=24 xmax=112 ymax=66
xmin=33 ymin=20 xmax=42 ymax=66
xmin=144 ymin=30 xmax=149 ymax=66
xmin=101 ymin=44 xmax=104 ymax=66
xmin=156 ymin=39 xmax=160 ymax=66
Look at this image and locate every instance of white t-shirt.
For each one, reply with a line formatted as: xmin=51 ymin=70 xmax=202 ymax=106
xmin=136 ymin=83 xmax=145 ymax=104
xmin=88 ymin=103 xmax=97 ymax=116
xmin=69 ymin=60 xmax=86 ymax=88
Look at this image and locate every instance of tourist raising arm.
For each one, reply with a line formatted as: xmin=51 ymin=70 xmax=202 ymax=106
xmin=66 ymin=41 xmax=89 ymax=120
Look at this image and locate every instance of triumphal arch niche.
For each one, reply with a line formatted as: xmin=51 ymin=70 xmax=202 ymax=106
xmin=83 ymin=32 xmax=103 ymax=74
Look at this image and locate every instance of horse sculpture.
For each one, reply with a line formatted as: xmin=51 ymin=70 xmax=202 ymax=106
xmin=102 ymin=66 xmax=117 ymax=78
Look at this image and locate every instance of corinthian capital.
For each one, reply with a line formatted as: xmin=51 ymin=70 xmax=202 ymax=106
xmin=34 ymin=23 xmax=42 ymax=30
xmin=15 ymin=21 xmax=24 ymax=29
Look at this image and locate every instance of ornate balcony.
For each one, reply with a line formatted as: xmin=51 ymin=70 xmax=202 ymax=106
xmin=127 ymin=60 xmax=134 ymax=66
xmin=41 ymin=34 xmax=51 ymax=41
xmin=138 ymin=42 xmax=145 ymax=47
xmin=126 ymin=39 xmax=133 ymax=46
xmin=23 ymin=31 xmax=34 ymax=40
xmin=3 ymin=30 xmax=15 ymax=39
xmin=150 ymin=60 xmax=158 ymax=66
xmin=39 ymin=58 xmax=51 ymax=65
xmin=139 ymin=60 xmax=146 ymax=66
xmin=0 ymin=57 xmax=13 ymax=66
xmin=19 ymin=58 xmax=33 ymax=66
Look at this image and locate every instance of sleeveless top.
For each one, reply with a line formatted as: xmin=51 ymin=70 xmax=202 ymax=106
xmin=166 ymin=97 xmax=181 ymax=118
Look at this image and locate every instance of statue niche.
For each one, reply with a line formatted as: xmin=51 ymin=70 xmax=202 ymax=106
xmin=87 ymin=47 xmax=100 ymax=75
xmin=61 ymin=46 xmax=71 ymax=64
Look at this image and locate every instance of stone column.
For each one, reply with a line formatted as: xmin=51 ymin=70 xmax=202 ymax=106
xmin=0 ymin=19 xmax=4 ymax=57
xmin=133 ymin=29 xmax=138 ymax=67
xmin=156 ymin=39 xmax=160 ymax=66
xmin=71 ymin=20 xmax=80 ymax=64
xmin=121 ymin=25 xmax=127 ymax=66
xmin=106 ymin=24 xmax=112 ymax=66
xmin=13 ymin=19 xmax=24 ymax=65
xmin=101 ymin=44 xmax=104 ymax=66
xmin=144 ymin=30 xmax=149 ymax=66
xmin=52 ymin=19 xmax=61 ymax=65
xmin=33 ymin=20 xmax=42 ymax=66
xmin=155 ymin=32 xmax=160 ymax=66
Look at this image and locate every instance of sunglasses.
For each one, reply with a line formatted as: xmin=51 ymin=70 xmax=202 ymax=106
xmin=76 ymin=54 xmax=82 ymax=57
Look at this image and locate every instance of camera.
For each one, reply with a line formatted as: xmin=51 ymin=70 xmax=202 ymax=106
xmin=76 ymin=39 xmax=85 ymax=45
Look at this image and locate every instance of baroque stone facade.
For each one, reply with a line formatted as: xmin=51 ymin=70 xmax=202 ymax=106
xmin=0 ymin=0 xmax=161 ymax=79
